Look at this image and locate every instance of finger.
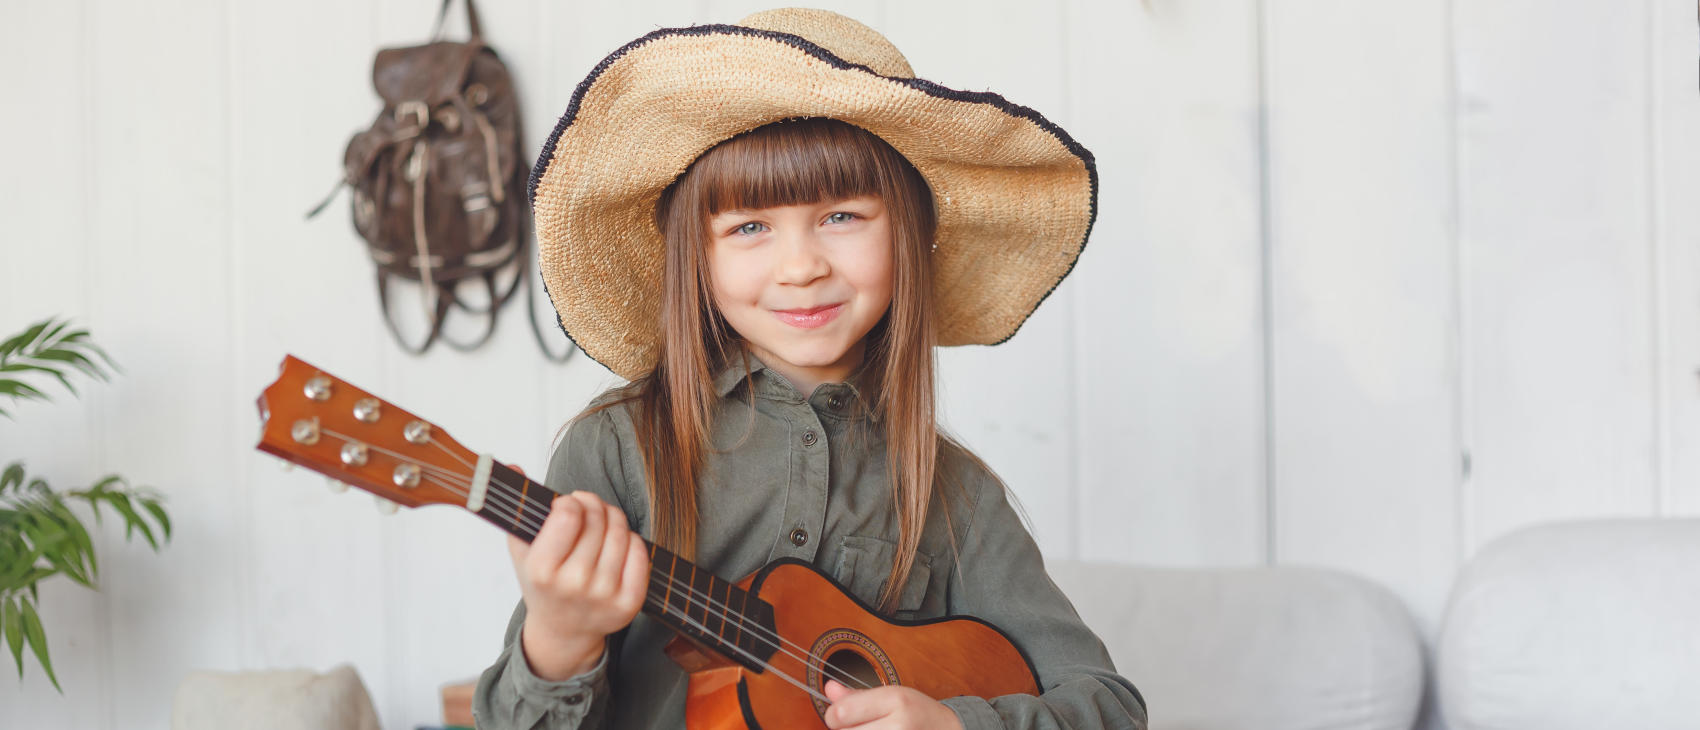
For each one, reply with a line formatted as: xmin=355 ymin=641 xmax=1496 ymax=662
xmin=615 ymin=533 xmax=651 ymax=615
xmin=507 ymin=533 xmax=528 ymax=567
xmin=824 ymin=679 xmax=852 ymax=702
xmin=527 ymin=495 xmax=584 ymax=578
xmin=825 ymin=685 xmax=897 ymax=729
xmin=590 ymin=502 xmax=631 ymax=594
xmin=561 ymin=491 xmax=608 ymax=583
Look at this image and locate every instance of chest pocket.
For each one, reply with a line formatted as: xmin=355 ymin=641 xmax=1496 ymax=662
xmin=833 ymin=535 xmax=935 ymax=620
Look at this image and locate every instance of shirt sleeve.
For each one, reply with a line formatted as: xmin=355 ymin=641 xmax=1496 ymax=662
xmin=471 ymin=404 xmax=642 ymax=730
xmin=938 ymin=473 xmax=1150 ymax=730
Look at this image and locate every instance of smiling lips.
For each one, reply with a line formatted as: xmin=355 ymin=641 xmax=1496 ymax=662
xmin=772 ymin=303 xmax=843 ymax=329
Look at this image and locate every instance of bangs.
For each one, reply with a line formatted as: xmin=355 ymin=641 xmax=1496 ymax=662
xmin=687 ymin=118 xmax=900 ymax=215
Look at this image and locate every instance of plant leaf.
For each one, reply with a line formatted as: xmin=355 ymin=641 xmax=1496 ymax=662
xmin=0 ymin=363 xmax=75 ymax=397
xmin=32 ymin=349 xmax=107 ymax=382
xmin=1 ymin=463 xmax=23 ymax=494
xmin=0 ymin=320 xmax=50 ymax=362
xmin=108 ymin=494 xmax=157 ymax=551
xmin=19 ymin=598 xmax=60 ymax=692
xmin=0 ymin=380 xmax=48 ymax=403
xmin=140 ymin=499 xmax=172 ymax=543
xmin=2 ymin=595 xmax=24 ymax=679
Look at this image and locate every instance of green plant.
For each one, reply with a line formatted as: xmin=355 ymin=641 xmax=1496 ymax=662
xmin=0 ymin=317 xmax=171 ymax=692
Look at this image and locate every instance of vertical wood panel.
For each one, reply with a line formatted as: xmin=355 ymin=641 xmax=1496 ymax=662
xmin=877 ymin=0 xmax=1076 ymax=554
xmin=371 ymin=1 xmax=557 ymax=726
xmin=1653 ymin=0 xmax=1700 ymax=515
xmin=1262 ymin=4 xmax=1460 ymax=727
xmin=530 ymin=4 xmax=707 ymax=479
xmin=1263 ymin=1 xmax=1460 ymax=634
xmin=228 ymin=0 xmax=392 ymax=713
xmin=1455 ymin=0 xmax=1656 ymax=553
xmin=1067 ymin=0 xmax=1268 ymax=566
xmin=0 ymin=2 xmax=111 ymax=726
xmin=85 ymin=0 xmax=239 ymax=726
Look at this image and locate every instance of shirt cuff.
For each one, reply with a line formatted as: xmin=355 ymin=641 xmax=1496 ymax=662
xmin=941 ymin=695 xmax=1003 ymax=730
xmin=506 ymin=634 xmax=608 ymax=711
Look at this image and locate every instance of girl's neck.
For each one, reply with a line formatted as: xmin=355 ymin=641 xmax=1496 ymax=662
xmin=743 ymin=339 xmax=866 ymax=397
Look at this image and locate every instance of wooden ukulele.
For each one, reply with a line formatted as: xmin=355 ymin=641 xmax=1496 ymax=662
xmin=255 ymin=355 xmax=1039 ymax=728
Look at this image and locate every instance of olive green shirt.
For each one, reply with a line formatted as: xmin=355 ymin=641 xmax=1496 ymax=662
xmin=473 ymin=354 xmax=1148 ymax=729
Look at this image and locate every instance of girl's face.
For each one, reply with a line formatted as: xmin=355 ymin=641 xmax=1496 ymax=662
xmin=706 ymin=194 xmax=893 ymax=394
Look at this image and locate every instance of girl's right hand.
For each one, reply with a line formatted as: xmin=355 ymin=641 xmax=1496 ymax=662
xmin=508 ymin=490 xmax=651 ymax=681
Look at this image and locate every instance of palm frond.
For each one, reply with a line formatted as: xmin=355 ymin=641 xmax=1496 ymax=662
xmin=0 ymin=317 xmax=118 ymax=417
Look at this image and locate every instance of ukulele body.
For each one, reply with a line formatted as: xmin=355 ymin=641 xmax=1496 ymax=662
xmin=665 ymin=558 xmax=1040 ymax=729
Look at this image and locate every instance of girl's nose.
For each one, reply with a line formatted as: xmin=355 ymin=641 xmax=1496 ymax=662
xmin=774 ymin=229 xmax=830 ymax=286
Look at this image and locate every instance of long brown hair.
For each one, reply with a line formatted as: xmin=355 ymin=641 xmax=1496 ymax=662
xmin=581 ymin=117 xmax=952 ymax=612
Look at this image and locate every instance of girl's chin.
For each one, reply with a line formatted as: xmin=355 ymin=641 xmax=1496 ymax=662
xmin=756 ymin=344 xmax=854 ymax=369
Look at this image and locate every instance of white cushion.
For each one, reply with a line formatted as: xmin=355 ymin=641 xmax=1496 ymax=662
xmin=172 ymin=664 xmax=380 ymax=730
xmin=1438 ymin=519 xmax=1700 ymax=730
xmin=1047 ymin=560 xmax=1423 ymax=730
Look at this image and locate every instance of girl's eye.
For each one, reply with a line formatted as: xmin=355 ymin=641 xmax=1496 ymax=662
xmin=826 ymin=212 xmax=858 ymax=224
xmin=734 ymin=221 xmax=767 ymax=236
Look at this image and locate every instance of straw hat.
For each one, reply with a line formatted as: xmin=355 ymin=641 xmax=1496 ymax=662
xmin=531 ymin=7 xmax=1097 ymax=379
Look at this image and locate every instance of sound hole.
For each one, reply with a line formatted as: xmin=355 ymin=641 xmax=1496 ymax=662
xmin=823 ymin=648 xmax=883 ymax=691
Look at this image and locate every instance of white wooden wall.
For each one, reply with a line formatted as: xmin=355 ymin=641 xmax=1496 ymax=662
xmin=2 ymin=1 xmax=1696 ymax=728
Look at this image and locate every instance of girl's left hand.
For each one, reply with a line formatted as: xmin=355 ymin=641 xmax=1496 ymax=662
xmin=821 ymin=679 xmax=965 ymax=730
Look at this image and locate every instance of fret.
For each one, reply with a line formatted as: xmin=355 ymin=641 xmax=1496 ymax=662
xmin=664 ymin=547 xmax=684 ymax=626
xmin=709 ymin=574 xmax=728 ymax=643
xmin=473 ymin=462 xmax=538 ymax=543
xmin=515 ymin=477 xmax=532 ymax=526
xmin=733 ymin=578 xmax=750 ymax=657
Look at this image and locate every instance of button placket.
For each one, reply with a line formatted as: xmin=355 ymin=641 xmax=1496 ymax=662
xmin=776 ymin=406 xmax=829 ymax=562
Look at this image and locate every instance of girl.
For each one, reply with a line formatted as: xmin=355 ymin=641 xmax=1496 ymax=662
xmin=475 ymin=9 xmax=1147 ymax=730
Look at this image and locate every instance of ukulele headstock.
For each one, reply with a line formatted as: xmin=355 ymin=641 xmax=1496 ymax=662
xmin=256 ymin=355 xmax=476 ymax=510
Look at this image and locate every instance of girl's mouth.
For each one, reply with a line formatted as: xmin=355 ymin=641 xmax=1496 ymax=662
xmin=773 ymin=303 xmax=843 ymax=329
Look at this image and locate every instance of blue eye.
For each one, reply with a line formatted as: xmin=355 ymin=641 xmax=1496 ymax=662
xmin=735 ymin=221 xmax=767 ymax=236
xmin=826 ymin=212 xmax=857 ymax=224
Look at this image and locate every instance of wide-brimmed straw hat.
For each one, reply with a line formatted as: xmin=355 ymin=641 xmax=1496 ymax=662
xmin=531 ymin=7 xmax=1097 ymax=379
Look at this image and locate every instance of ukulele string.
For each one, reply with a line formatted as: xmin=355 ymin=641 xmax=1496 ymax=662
xmin=311 ymin=428 xmax=875 ymax=691
xmin=403 ymin=469 xmax=871 ymax=694
xmin=416 ymin=435 xmax=880 ymax=691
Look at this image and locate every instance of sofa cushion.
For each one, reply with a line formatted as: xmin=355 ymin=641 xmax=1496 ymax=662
xmin=1046 ymin=559 xmax=1423 ymax=730
xmin=171 ymin=664 xmax=380 ymax=730
xmin=1438 ymin=519 xmax=1700 ymax=730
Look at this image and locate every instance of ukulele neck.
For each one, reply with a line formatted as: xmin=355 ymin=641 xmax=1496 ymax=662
xmin=472 ymin=465 xmax=778 ymax=673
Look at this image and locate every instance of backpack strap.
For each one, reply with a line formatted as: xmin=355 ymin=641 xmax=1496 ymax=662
xmin=430 ymin=0 xmax=484 ymax=43
xmin=376 ymin=269 xmax=454 ymax=356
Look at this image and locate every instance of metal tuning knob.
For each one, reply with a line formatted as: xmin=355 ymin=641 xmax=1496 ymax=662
xmin=303 ymin=375 xmax=333 ymax=402
xmin=404 ymin=420 xmax=431 ymax=445
xmin=340 ymin=442 xmax=369 ymax=467
xmin=393 ymin=463 xmax=421 ymax=489
xmin=291 ymin=418 xmax=321 ymax=446
xmin=374 ymin=496 xmax=398 ymax=515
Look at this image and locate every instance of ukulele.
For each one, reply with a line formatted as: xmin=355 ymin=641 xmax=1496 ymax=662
xmin=255 ymin=354 xmax=1039 ymax=728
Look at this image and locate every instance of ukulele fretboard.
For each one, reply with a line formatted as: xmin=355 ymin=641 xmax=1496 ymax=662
xmin=474 ymin=464 xmax=779 ymax=673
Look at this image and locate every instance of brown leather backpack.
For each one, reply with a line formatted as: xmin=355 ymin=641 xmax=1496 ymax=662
xmin=308 ymin=0 xmax=571 ymax=361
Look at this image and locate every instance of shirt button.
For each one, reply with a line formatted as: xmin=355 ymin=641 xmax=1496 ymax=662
xmin=565 ymin=694 xmax=584 ymax=706
xmin=801 ymin=429 xmax=818 ymax=446
xmin=790 ymin=528 xmax=809 ymax=546
xmin=828 ymin=395 xmax=843 ymax=409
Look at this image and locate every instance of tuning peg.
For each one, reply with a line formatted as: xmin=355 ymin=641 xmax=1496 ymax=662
xmin=279 ymin=460 xmax=295 ymax=473
xmin=374 ymin=496 xmax=399 ymax=515
xmin=327 ymin=478 xmax=349 ymax=494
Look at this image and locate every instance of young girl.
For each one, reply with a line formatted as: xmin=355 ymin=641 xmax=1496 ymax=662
xmin=475 ymin=9 xmax=1146 ymax=730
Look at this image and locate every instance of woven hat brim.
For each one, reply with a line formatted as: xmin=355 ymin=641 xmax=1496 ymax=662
xmin=531 ymin=24 xmax=1099 ymax=380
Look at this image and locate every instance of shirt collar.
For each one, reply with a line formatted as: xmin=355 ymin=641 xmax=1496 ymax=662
xmin=712 ymin=348 xmax=879 ymax=421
